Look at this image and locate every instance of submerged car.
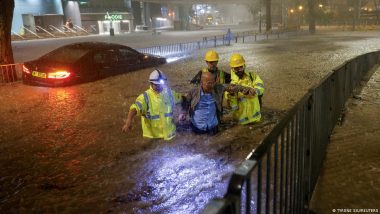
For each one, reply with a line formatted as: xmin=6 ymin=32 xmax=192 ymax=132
xmin=22 ymin=42 xmax=166 ymax=86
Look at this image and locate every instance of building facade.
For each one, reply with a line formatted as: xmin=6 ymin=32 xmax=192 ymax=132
xmin=12 ymin=0 xmax=196 ymax=36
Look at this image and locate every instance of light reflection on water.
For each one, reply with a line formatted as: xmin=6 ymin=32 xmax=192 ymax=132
xmin=128 ymin=146 xmax=234 ymax=214
xmin=35 ymin=87 xmax=91 ymax=175
xmin=166 ymin=54 xmax=190 ymax=63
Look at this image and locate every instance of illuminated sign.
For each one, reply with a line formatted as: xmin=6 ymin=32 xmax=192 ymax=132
xmin=105 ymin=14 xmax=123 ymax=20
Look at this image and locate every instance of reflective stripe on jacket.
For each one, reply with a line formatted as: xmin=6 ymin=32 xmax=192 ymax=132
xmin=130 ymin=86 xmax=182 ymax=140
xmin=229 ymin=70 xmax=264 ymax=124
xmin=202 ymin=68 xmax=226 ymax=84
xmin=190 ymin=68 xmax=231 ymax=84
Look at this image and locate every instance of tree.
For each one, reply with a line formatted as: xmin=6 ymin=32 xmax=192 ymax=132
xmin=247 ymin=0 xmax=263 ymax=32
xmin=266 ymin=0 xmax=272 ymax=31
xmin=307 ymin=0 xmax=316 ymax=33
xmin=374 ymin=0 xmax=380 ymax=22
xmin=0 ymin=0 xmax=15 ymax=65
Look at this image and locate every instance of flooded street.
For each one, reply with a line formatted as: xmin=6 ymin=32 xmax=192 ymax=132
xmin=1 ymin=31 xmax=380 ymax=213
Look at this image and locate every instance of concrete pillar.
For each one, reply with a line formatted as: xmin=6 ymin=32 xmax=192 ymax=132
xmin=177 ymin=5 xmax=191 ymax=30
xmin=140 ymin=1 xmax=146 ymax=26
xmin=62 ymin=1 xmax=82 ymax=27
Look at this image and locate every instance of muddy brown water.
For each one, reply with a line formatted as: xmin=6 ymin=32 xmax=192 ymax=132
xmin=1 ymin=31 xmax=380 ymax=213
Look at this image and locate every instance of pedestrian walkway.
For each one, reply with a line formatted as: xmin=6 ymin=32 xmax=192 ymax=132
xmin=310 ymin=65 xmax=380 ymax=213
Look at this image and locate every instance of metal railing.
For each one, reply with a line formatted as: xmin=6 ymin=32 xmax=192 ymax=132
xmin=137 ymin=30 xmax=293 ymax=58
xmin=36 ymin=25 xmax=56 ymax=38
xmin=21 ymin=26 xmax=42 ymax=38
xmin=232 ymin=30 xmax=308 ymax=44
xmin=203 ymin=50 xmax=380 ymax=214
xmin=0 ymin=63 xmax=23 ymax=84
xmin=11 ymin=25 xmax=90 ymax=41
xmin=137 ymin=34 xmax=231 ymax=57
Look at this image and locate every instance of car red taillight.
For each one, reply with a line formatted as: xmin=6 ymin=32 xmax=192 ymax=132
xmin=48 ymin=70 xmax=71 ymax=79
xmin=22 ymin=65 xmax=31 ymax=74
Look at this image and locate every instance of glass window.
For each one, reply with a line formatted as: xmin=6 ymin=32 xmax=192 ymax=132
xmin=41 ymin=46 xmax=89 ymax=63
xmin=93 ymin=49 xmax=119 ymax=64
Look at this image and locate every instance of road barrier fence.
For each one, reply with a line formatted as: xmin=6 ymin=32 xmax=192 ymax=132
xmin=0 ymin=63 xmax=23 ymax=84
xmin=137 ymin=30 xmax=301 ymax=58
xmin=202 ymin=50 xmax=380 ymax=214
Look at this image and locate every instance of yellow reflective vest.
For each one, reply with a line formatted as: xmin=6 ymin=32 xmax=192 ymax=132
xmin=202 ymin=68 xmax=226 ymax=84
xmin=229 ymin=70 xmax=264 ymax=125
xmin=130 ymin=86 xmax=182 ymax=140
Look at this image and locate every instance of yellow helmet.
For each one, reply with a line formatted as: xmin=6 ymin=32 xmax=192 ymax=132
xmin=229 ymin=53 xmax=245 ymax=68
xmin=204 ymin=50 xmax=219 ymax=62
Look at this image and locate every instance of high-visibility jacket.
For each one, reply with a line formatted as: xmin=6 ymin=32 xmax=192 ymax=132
xmin=130 ymin=86 xmax=182 ymax=140
xmin=229 ymin=70 xmax=265 ymax=125
xmin=202 ymin=68 xmax=229 ymax=84
xmin=190 ymin=68 xmax=231 ymax=84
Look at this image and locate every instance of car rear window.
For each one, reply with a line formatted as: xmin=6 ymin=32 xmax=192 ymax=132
xmin=41 ymin=46 xmax=90 ymax=63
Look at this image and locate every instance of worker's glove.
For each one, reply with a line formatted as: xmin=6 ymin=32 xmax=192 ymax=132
xmin=178 ymin=113 xmax=187 ymax=122
xmin=241 ymin=88 xmax=256 ymax=96
xmin=248 ymin=88 xmax=257 ymax=96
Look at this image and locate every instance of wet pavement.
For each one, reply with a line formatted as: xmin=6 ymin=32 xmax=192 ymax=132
xmin=1 ymin=30 xmax=380 ymax=213
xmin=309 ymin=65 xmax=380 ymax=213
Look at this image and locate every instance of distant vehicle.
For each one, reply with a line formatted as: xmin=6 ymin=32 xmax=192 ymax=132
xmin=22 ymin=42 xmax=166 ymax=86
xmin=135 ymin=25 xmax=149 ymax=32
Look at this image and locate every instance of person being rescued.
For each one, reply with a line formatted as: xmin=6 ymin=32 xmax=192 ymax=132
xmin=122 ymin=69 xmax=183 ymax=140
xmin=180 ymin=72 xmax=257 ymax=135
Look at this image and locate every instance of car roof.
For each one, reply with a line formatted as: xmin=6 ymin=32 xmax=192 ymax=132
xmin=62 ymin=42 xmax=129 ymax=50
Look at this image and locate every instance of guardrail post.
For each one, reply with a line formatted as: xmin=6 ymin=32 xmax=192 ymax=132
xmin=214 ymin=36 xmax=217 ymax=47
xmin=235 ymin=33 xmax=238 ymax=43
xmin=303 ymin=93 xmax=314 ymax=213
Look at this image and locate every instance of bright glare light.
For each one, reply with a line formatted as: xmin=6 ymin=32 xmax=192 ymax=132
xmin=22 ymin=65 xmax=31 ymax=74
xmin=48 ymin=71 xmax=71 ymax=79
xmin=166 ymin=55 xmax=191 ymax=63
xmin=318 ymin=4 xmax=323 ymax=8
xmin=298 ymin=5 xmax=303 ymax=11
xmin=156 ymin=17 xmax=167 ymax=21
xmin=290 ymin=9 xmax=294 ymax=13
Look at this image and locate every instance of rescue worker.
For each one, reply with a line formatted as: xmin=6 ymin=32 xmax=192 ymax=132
xmin=122 ymin=69 xmax=183 ymax=140
xmin=228 ymin=53 xmax=265 ymax=125
xmin=190 ymin=50 xmax=231 ymax=84
xmin=180 ymin=72 xmax=256 ymax=134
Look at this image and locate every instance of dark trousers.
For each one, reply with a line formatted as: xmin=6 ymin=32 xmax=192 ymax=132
xmin=259 ymin=94 xmax=263 ymax=109
xmin=191 ymin=123 xmax=219 ymax=135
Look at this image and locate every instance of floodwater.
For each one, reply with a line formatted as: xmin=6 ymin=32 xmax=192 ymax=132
xmin=1 ymin=31 xmax=380 ymax=213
